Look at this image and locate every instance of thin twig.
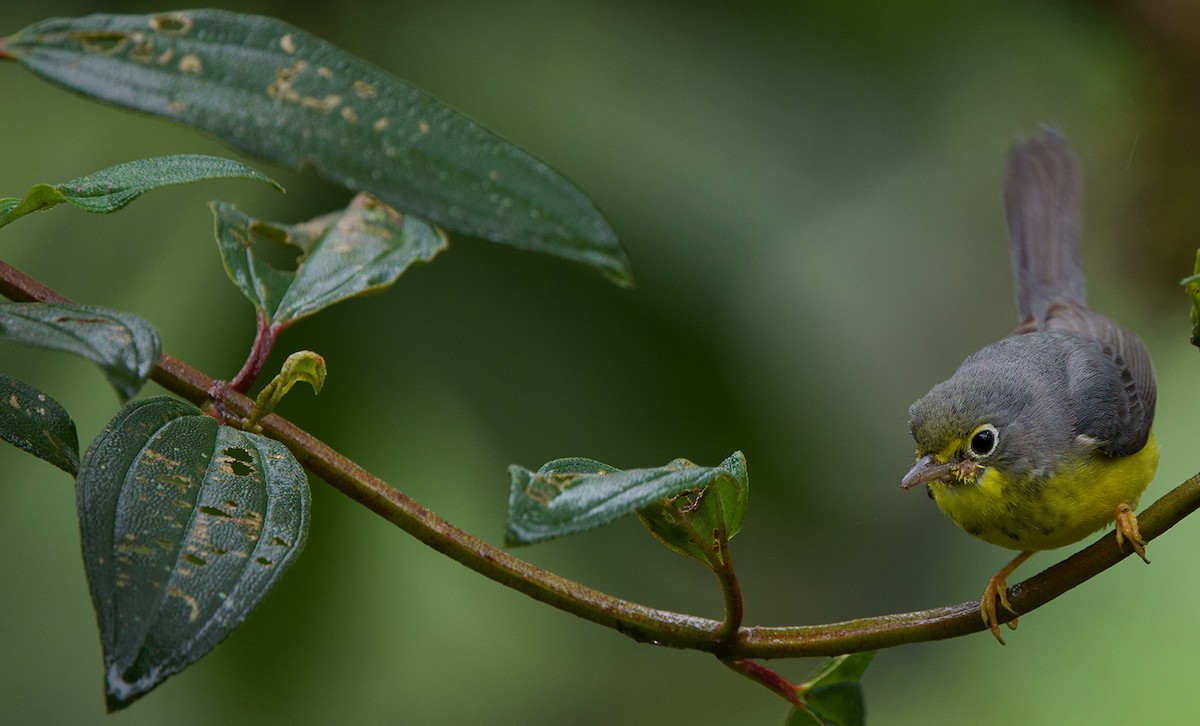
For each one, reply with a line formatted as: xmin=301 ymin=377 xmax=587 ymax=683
xmin=4 ymin=257 xmax=1200 ymax=658
xmin=723 ymin=659 xmax=803 ymax=708
xmin=228 ymin=310 xmax=282 ymax=393
xmin=712 ymin=527 xmax=744 ymax=648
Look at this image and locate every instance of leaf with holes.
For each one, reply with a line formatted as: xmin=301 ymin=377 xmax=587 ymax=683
xmin=76 ymin=396 xmax=310 ymax=711
xmin=3 ymin=10 xmax=633 ymax=285
xmin=505 ymin=451 xmax=747 ymax=547
xmin=0 ymin=154 xmax=279 ymax=229
xmin=0 ymin=302 xmax=160 ymax=401
xmin=0 ymin=373 xmax=79 ymax=475
xmin=213 ymin=193 xmax=447 ymax=327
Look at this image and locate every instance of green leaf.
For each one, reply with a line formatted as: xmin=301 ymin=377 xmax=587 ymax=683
xmin=1184 ymin=249 xmax=1200 ymax=349
xmin=635 ymin=451 xmax=748 ymax=566
xmin=505 ymin=451 xmax=746 ymax=546
xmin=785 ymin=706 xmax=825 ymax=726
xmin=803 ymin=683 xmax=866 ymax=726
xmin=76 ymin=396 xmax=311 ymax=710
xmin=0 ymin=373 xmax=79 ymax=475
xmin=0 ymin=154 xmax=279 ymax=229
xmin=212 ymin=193 xmax=447 ymax=327
xmin=0 ymin=303 xmax=161 ymax=401
xmin=5 ymin=10 xmax=633 ymax=285
xmin=794 ymin=653 xmax=876 ymax=726
xmin=247 ymin=350 xmax=326 ymax=427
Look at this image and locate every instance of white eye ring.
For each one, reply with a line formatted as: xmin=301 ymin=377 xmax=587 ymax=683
xmin=967 ymin=424 xmax=999 ymax=459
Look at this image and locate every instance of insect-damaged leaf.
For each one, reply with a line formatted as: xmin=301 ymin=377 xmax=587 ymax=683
xmin=212 ymin=193 xmax=447 ymax=327
xmin=635 ymin=451 xmax=747 ymax=566
xmin=0 ymin=154 xmax=279 ymax=229
xmin=505 ymin=451 xmax=747 ymax=549
xmin=3 ymin=10 xmax=633 ymax=285
xmin=0 ymin=372 xmax=79 ymax=475
xmin=0 ymin=303 xmax=161 ymax=401
xmin=76 ymin=396 xmax=310 ymax=710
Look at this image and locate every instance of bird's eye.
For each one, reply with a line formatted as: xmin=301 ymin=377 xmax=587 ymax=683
xmin=967 ymin=424 xmax=999 ymax=459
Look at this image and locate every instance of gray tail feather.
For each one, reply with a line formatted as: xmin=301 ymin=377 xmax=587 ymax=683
xmin=1004 ymin=127 xmax=1087 ymax=328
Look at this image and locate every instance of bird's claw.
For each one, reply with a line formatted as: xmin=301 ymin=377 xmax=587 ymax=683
xmin=981 ymin=574 xmax=1019 ymax=645
xmin=1115 ymin=503 xmax=1149 ymax=564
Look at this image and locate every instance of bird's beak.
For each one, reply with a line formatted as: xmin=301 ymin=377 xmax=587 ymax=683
xmin=900 ymin=455 xmax=956 ymax=490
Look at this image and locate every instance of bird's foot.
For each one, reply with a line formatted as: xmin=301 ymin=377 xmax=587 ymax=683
xmin=981 ymin=573 xmax=1020 ymax=645
xmin=1115 ymin=503 xmax=1149 ymax=564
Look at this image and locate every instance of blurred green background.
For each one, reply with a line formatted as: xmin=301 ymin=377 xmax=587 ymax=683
xmin=3 ymin=1 xmax=1199 ymax=723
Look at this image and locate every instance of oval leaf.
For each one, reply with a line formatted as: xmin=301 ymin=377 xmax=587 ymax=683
xmin=0 ymin=302 xmax=161 ymax=401
xmin=0 ymin=372 xmax=79 ymax=474
xmin=0 ymin=154 xmax=279 ymax=229
xmin=213 ymin=193 xmax=447 ymax=326
xmin=76 ymin=396 xmax=311 ymax=710
xmin=635 ymin=451 xmax=747 ymax=565
xmin=5 ymin=10 xmax=633 ymax=285
xmin=505 ymin=451 xmax=746 ymax=546
xmin=794 ymin=652 xmax=876 ymax=726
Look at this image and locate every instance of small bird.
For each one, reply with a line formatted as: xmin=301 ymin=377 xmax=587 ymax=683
xmin=900 ymin=128 xmax=1158 ymax=644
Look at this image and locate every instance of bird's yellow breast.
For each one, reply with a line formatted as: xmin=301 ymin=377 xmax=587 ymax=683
xmin=928 ymin=431 xmax=1159 ymax=551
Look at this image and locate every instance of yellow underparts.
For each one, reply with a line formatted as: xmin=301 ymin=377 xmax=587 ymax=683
xmin=928 ymin=431 xmax=1160 ymax=551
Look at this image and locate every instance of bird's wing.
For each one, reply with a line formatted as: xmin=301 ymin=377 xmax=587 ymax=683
xmin=1049 ymin=304 xmax=1156 ymax=457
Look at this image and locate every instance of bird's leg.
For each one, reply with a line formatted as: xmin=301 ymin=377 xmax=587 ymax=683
xmin=1114 ymin=503 xmax=1149 ymax=564
xmin=981 ymin=550 xmax=1035 ymax=645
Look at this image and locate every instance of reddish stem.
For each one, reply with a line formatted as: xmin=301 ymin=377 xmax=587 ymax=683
xmin=724 ymin=659 xmax=803 ymax=708
xmin=228 ymin=311 xmax=282 ymax=394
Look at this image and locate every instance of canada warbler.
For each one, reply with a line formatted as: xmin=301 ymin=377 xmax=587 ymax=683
xmin=900 ymin=128 xmax=1158 ymax=644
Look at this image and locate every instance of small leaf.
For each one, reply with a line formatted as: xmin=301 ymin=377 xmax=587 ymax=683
xmin=0 ymin=184 xmax=63 ymax=228
xmin=212 ymin=193 xmax=447 ymax=327
xmin=795 ymin=653 xmax=876 ymax=726
xmin=505 ymin=451 xmax=746 ymax=546
xmin=636 ymin=451 xmax=748 ymax=566
xmin=247 ymin=350 xmax=326 ymax=427
xmin=804 ymin=683 xmax=866 ymax=726
xmin=0 ymin=303 xmax=161 ymax=401
xmin=0 ymin=155 xmax=279 ymax=229
xmin=1183 ymin=249 xmax=1200 ymax=349
xmin=785 ymin=706 xmax=825 ymax=726
xmin=4 ymin=10 xmax=633 ymax=285
xmin=0 ymin=373 xmax=79 ymax=474
xmin=800 ymin=652 xmax=876 ymax=690
xmin=76 ymin=396 xmax=311 ymax=710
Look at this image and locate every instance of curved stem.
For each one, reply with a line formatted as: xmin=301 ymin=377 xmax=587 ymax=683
xmin=713 ymin=528 xmax=743 ymax=648
xmin=227 ymin=310 xmax=281 ymax=393
xmin=4 ymin=257 xmax=1200 ymax=659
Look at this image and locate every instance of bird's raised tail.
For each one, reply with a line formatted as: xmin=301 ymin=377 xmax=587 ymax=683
xmin=1004 ymin=127 xmax=1086 ymax=330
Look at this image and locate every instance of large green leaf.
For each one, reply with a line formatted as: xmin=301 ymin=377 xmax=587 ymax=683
xmin=76 ymin=396 xmax=310 ymax=710
xmin=0 ymin=154 xmax=279 ymax=229
xmin=212 ymin=193 xmax=447 ymax=327
xmin=0 ymin=302 xmax=160 ymax=401
xmin=505 ymin=452 xmax=746 ymax=546
xmin=0 ymin=373 xmax=79 ymax=475
xmin=4 ymin=10 xmax=632 ymax=285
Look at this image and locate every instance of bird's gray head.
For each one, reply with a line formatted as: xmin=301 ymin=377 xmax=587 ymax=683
xmin=903 ymin=335 xmax=1076 ymax=488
